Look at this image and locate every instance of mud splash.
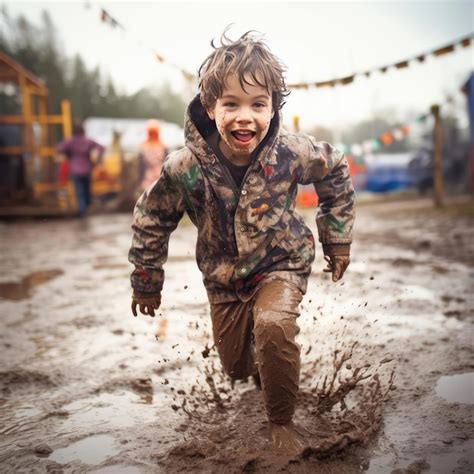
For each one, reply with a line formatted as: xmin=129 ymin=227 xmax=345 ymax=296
xmin=0 ymin=269 xmax=63 ymax=300
xmin=157 ymin=322 xmax=395 ymax=472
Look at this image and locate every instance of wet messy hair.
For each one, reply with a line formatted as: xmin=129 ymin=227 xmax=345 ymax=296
xmin=198 ymin=29 xmax=290 ymax=112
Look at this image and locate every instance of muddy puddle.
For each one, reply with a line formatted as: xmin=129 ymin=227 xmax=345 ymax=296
xmin=59 ymin=390 xmax=157 ymax=429
xmin=50 ymin=434 xmax=119 ymax=465
xmin=0 ymin=269 xmax=63 ymax=300
xmin=0 ymin=199 xmax=473 ymax=472
xmin=435 ymin=373 xmax=474 ymax=404
xmin=90 ymin=465 xmax=143 ymax=474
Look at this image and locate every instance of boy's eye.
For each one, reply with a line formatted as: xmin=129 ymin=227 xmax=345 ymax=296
xmin=223 ymin=102 xmax=237 ymax=108
xmin=254 ymin=102 xmax=267 ymax=108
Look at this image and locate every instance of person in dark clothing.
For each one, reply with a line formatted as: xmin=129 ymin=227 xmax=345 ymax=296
xmin=56 ymin=123 xmax=104 ymax=216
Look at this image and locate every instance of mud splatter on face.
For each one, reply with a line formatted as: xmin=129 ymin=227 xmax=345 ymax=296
xmin=208 ymin=73 xmax=274 ymax=165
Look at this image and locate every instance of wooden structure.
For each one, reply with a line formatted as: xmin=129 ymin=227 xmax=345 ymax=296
xmin=0 ymin=51 xmax=75 ymax=215
xmin=431 ymin=104 xmax=444 ymax=207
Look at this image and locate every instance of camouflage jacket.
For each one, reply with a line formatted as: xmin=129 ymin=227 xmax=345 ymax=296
xmin=129 ymin=96 xmax=355 ymax=303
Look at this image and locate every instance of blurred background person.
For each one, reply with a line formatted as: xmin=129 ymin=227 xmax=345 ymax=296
xmin=56 ymin=122 xmax=104 ymax=217
xmin=138 ymin=119 xmax=167 ymax=192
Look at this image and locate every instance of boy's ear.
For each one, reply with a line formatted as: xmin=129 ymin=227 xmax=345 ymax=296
xmin=200 ymin=95 xmax=215 ymax=120
xmin=206 ymin=108 xmax=215 ymax=121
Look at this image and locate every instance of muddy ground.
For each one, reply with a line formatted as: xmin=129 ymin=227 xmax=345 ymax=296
xmin=0 ymin=195 xmax=473 ymax=473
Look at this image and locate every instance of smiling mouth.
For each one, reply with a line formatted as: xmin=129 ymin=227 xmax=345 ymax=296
xmin=231 ymin=131 xmax=256 ymax=144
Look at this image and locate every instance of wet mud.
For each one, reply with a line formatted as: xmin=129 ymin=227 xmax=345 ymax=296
xmin=0 ymin=269 xmax=63 ymax=301
xmin=0 ymin=197 xmax=473 ymax=473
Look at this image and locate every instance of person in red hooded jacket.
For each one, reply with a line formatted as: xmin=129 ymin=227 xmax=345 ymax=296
xmin=138 ymin=119 xmax=167 ymax=192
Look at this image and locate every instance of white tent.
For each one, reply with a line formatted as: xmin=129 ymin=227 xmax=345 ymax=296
xmin=84 ymin=117 xmax=184 ymax=152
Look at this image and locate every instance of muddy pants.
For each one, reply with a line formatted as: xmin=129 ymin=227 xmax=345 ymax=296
xmin=210 ymin=280 xmax=303 ymax=425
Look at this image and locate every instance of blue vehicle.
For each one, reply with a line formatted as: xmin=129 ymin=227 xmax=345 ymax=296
xmin=364 ymin=153 xmax=415 ymax=193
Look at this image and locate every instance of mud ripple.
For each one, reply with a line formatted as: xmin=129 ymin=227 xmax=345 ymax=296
xmin=0 ymin=369 xmax=60 ymax=395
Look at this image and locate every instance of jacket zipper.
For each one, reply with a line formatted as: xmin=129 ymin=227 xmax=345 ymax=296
xmin=215 ymin=133 xmax=279 ymax=256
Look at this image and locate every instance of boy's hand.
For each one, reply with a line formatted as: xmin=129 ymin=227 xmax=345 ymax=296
xmin=323 ymin=255 xmax=350 ymax=282
xmin=131 ymin=292 xmax=161 ymax=317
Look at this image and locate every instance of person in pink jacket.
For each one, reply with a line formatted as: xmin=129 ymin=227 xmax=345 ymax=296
xmin=56 ymin=123 xmax=104 ymax=216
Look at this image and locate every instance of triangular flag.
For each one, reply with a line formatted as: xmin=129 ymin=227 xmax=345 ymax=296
xmin=433 ymin=44 xmax=455 ymax=57
xmin=182 ymin=70 xmax=196 ymax=82
xmin=339 ymin=75 xmax=355 ymax=85
xmin=395 ymin=60 xmax=409 ymax=69
xmin=393 ymin=128 xmax=405 ymax=141
xmin=379 ymin=133 xmax=394 ymax=146
xmin=315 ymin=80 xmax=335 ymax=88
xmin=371 ymin=139 xmax=381 ymax=151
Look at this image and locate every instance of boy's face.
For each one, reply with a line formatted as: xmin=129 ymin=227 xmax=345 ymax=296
xmin=206 ymin=73 xmax=274 ymax=164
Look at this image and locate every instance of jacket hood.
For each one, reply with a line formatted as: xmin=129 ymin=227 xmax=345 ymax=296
xmin=184 ymin=94 xmax=281 ymax=166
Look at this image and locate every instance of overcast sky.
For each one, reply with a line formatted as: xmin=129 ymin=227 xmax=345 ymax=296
xmin=2 ymin=0 xmax=473 ymax=131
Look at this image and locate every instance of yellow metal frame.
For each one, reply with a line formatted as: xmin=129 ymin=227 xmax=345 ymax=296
xmin=0 ymin=51 xmax=74 ymax=212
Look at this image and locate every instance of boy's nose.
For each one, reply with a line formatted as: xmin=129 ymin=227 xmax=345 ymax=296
xmin=236 ymin=107 xmax=253 ymax=123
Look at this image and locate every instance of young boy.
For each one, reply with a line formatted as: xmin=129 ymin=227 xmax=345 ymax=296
xmin=129 ymin=31 xmax=355 ymax=455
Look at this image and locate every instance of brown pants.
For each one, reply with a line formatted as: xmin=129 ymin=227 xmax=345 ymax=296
xmin=210 ymin=280 xmax=303 ymax=424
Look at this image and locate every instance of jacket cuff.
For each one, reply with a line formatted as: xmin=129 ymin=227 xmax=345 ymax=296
xmin=130 ymin=268 xmax=163 ymax=294
xmin=322 ymin=243 xmax=351 ymax=256
xmin=132 ymin=290 xmax=161 ymax=299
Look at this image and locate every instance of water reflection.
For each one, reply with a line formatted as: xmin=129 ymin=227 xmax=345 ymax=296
xmin=0 ymin=269 xmax=63 ymax=300
xmin=435 ymin=373 xmax=474 ymax=404
xmin=50 ymin=434 xmax=118 ymax=465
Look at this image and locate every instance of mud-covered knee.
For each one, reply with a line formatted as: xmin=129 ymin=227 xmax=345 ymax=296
xmin=254 ymin=310 xmax=295 ymax=340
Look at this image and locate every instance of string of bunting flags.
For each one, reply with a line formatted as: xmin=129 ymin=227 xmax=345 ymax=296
xmin=288 ymin=33 xmax=474 ymax=90
xmin=336 ymin=117 xmax=424 ymax=157
xmin=99 ymin=8 xmax=124 ymax=31
xmin=95 ymin=4 xmax=197 ymax=83
xmin=92 ymin=3 xmax=472 ymax=93
xmin=336 ymin=95 xmax=457 ymax=157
